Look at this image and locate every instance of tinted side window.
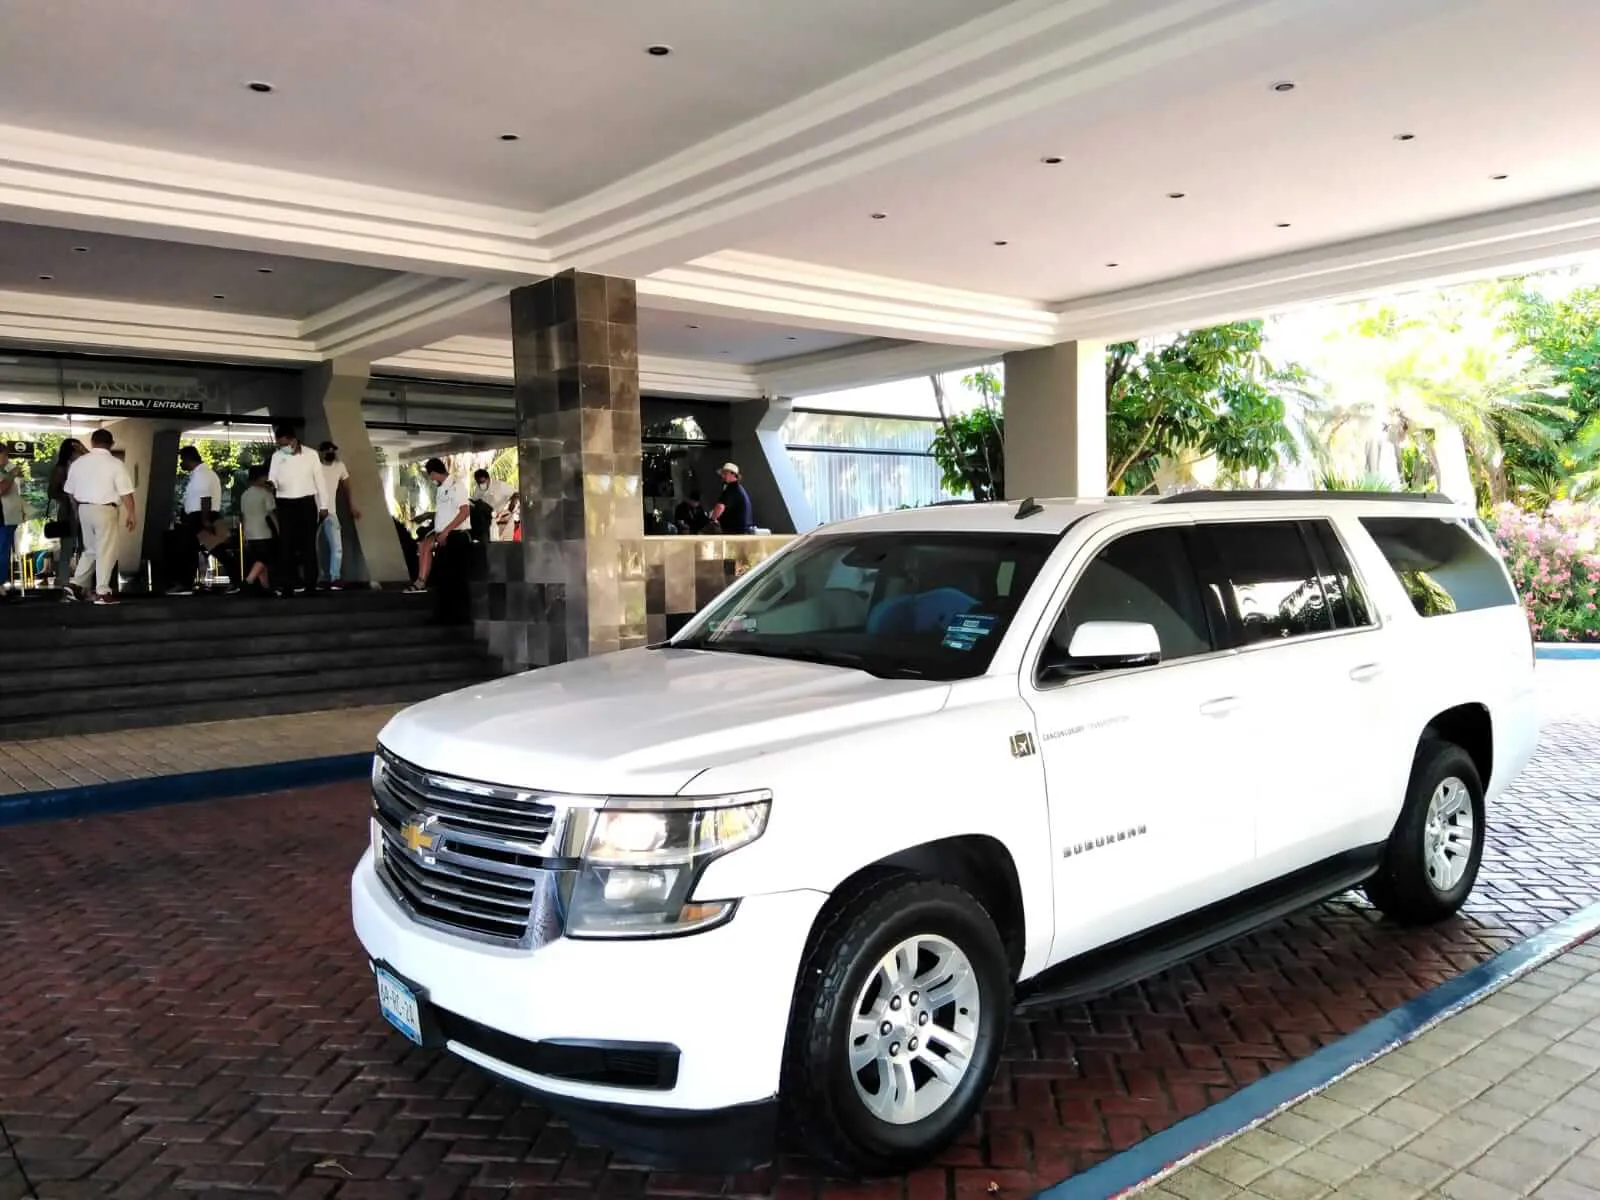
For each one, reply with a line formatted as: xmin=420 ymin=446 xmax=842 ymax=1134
xmin=1050 ymin=526 xmax=1215 ymax=664
xmin=1197 ymin=521 xmax=1335 ymax=644
xmin=1359 ymin=517 xmax=1517 ymax=617
xmin=1305 ymin=520 xmax=1374 ymax=630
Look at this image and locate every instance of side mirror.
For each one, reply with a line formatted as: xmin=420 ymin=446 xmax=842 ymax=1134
xmin=1041 ymin=621 xmax=1162 ymax=679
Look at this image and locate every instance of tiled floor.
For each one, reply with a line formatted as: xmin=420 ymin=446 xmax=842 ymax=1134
xmin=1140 ymin=942 xmax=1600 ymax=1200
xmin=0 ymin=665 xmax=1594 ymax=1197
xmin=0 ymin=704 xmax=403 ymax=794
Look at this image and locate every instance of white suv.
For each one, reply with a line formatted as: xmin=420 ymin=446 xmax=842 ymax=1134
xmin=351 ymin=491 xmax=1538 ymax=1175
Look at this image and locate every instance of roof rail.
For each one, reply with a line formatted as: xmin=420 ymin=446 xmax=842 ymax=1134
xmin=1153 ymin=489 xmax=1454 ymax=506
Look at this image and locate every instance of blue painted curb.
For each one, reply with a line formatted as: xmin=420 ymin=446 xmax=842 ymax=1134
xmin=1034 ymin=898 xmax=1600 ymax=1200
xmin=0 ymin=752 xmax=373 ymax=826
xmin=1536 ymin=643 xmax=1600 ymax=660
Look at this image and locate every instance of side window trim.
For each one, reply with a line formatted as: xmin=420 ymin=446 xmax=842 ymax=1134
xmin=1026 ymin=520 xmax=1227 ymax=692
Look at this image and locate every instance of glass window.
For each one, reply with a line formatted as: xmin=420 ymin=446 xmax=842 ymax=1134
xmin=1305 ymin=520 xmax=1374 ymax=630
xmin=1199 ymin=521 xmax=1337 ymax=644
xmin=1048 ymin=527 xmax=1215 ymax=667
xmin=676 ymin=532 xmax=1057 ymax=680
xmin=1359 ymin=517 xmax=1517 ymax=618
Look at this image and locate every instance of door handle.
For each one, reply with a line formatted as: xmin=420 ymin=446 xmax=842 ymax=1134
xmin=1199 ymin=696 xmax=1239 ymax=718
xmin=1349 ymin=663 xmax=1384 ymax=683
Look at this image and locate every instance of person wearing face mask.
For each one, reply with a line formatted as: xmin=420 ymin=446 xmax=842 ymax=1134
xmin=266 ymin=423 xmax=330 ymax=597
xmin=315 ymin=441 xmax=360 ymax=590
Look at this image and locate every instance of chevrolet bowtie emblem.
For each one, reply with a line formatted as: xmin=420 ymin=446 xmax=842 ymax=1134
xmin=400 ymin=819 xmax=437 ymax=854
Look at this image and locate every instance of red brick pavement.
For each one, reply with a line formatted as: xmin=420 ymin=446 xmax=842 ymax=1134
xmin=1 ymin=716 xmax=1598 ymax=1199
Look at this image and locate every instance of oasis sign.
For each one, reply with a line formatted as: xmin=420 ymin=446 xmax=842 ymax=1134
xmin=99 ymin=395 xmax=204 ymax=415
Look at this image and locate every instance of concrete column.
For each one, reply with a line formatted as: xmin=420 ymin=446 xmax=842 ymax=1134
xmin=298 ymin=358 xmax=409 ymax=585
xmin=100 ymin=417 xmax=184 ymax=582
xmin=724 ymin=396 xmax=815 ymax=534
xmin=1002 ymin=341 xmax=1108 ymax=499
xmin=506 ymin=269 xmax=645 ymax=668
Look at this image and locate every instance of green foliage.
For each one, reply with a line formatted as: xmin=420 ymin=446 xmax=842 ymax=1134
xmin=1105 ymin=321 xmax=1302 ymax=495
xmin=928 ymin=326 xmax=1302 ymax=500
xmin=1498 ymin=281 xmax=1600 ymax=504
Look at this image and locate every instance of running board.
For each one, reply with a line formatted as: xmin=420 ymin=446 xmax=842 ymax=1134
xmin=1013 ymin=845 xmax=1384 ymax=1013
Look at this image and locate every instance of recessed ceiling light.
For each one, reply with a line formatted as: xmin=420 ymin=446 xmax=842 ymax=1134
xmin=870 ymin=212 xmax=887 ymax=220
xmin=1276 ymin=222 xmax=1292 ymax=228
xmin=1167 ymin=192 xmax=1186 ymax=199
xmin=1491 ymin=173 xmax=1509 ymax=181
xmin=719 ymin=349 xmax=731 ymax=355
xmin=1041 ymin=156 xmax=1063 ymax=165
xmin=1394 ymin=132 xmax=1416 ymax=142
xmin=993 ymin=240 xmax=1009 ymax=246
xmin=686 ymin=323 xmax=700 ymax=330
xmin=71 ymin=246 xmax=89 ymax=254
xmin=212 ymin=293 xmax=227 ymax=300
xmin=1105 ymin=262 xmax=1119 ymax=268
xmin=1271 ymin=81 xmax=1297 ymax=93
xmin=256 ymin=266 xmax=273 ymax=274
xmin=499 ymin=134 xmax=520 ymax=142
xmin=246 ymin=81 xmax=274 ymax=94
xmin=786 ymin=335 xmax=798 ymax=340
xmin=646 ymin=44 xmax=672 ymax=57
xmin=36 ymin=274 xmax=53 ymax=281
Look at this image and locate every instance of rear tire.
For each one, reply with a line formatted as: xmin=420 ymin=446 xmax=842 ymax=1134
xmin=783 ymin=874 xmax=1010 ymax=1176
xmin=1365 ymin=738 xmax=1485 ymax=925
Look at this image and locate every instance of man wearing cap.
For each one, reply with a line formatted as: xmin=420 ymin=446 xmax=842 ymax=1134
xmin=316 ymin=441 xmax=360 ymax=589
xmin=709 ymin=462 xmax=755 ymax=534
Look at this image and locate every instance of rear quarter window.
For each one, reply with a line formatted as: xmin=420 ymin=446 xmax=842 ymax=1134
xmin=1359 ymin=516 xmax=1517 ymax=617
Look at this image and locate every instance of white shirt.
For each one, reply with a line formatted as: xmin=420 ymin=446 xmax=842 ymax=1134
xmin=0 ymin=461 xmax=23 ymax=525
xmin=268 ymin=445 xmax=331 ymax=509
xmin=183 ymin=463 xmax=223 ymax=514
xmin=473 ymin=478 xmax=515 ymax=511
xmin=319 ymin=458 xmax=350 ymax=506
xmin=65 ymin=447 xmax=136 ymax=506
xmin=434 ymin=475 xmax=471 ymax=533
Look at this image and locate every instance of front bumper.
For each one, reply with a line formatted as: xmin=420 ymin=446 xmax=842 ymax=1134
xmin=351 ymin=848 xmax=826 ymax=1158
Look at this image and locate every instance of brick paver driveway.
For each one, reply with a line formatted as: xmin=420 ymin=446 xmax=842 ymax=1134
xmin=3 ymin=666 xmax=1597 ymax=1199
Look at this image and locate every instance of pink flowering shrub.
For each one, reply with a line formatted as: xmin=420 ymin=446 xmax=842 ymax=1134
xmin=1491 ymin=503 xmax=1600 ymax=643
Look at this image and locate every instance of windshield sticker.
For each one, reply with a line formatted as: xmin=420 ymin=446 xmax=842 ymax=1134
xmin=711 ymin=615 xmax=758 ymax=635
xmin=941 ymin=613 xmax=997 ymax=652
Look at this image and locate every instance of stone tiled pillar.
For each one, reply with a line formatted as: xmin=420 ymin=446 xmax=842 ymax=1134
xmin=1002 ymin=340 xmax=1108 ymax=499
xmin=508 ymin=270 xmax=646 ymax=667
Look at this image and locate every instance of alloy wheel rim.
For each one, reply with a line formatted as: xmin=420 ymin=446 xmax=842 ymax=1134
xmin=847 ymin=933 xmax=981 ymax=1125
xmin=1424 ymin=776 xmax=1475 ymax=892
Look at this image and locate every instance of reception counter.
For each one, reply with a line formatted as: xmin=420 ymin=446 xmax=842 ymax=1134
xmin=474 ymin=534 xmax=794 ymax=671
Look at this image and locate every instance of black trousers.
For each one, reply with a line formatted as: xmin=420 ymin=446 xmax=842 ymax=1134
xmin=275 ymin=496 xmax=320 ymax=593
xmin=432 ymin=530 xmax=473 ymax=625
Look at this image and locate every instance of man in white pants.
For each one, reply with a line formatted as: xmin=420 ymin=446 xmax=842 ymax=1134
xmin=316 ymin=441 xmax=359 ymax=589
xmin=63 ymin=428 xmax=136 ymax=606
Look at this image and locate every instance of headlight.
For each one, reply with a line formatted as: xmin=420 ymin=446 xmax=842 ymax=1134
xmin=564 ymin=792 xmax=770 ymax=938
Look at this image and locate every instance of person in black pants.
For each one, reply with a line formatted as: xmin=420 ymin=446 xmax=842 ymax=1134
xmin=424 ymin=458 xmax=473 ymax=625
xmin=267 ymin=423 xmax=327 ymax=596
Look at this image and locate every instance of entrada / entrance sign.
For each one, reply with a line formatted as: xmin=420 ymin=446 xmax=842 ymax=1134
xmin=99 ymin=395 xmax=204 ymax=414
xmin=2 ymin=439 xmax=36 ymax=458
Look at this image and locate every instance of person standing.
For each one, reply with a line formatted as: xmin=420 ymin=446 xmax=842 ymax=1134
xmin=166 ymin=445 xmax=231 ymax=594
xmin=417 ymin=458 xmax=472 ymax=624
xmin=63 ymin=429 xmax=136 ymax=606
xmin=316 ymin=441 xmax=360 ymax=589
xmin=47 ymin=438 xmax=87 ymax=577
xmin=239 ymin=464 xmax=277 ymax=593
xmin=708 ymin=462 xmax=755 ymax=534
xmin=0 ymin=444 xmax=23 ymax=597
xmin=267 ymin=423 xmax=328 ymax=597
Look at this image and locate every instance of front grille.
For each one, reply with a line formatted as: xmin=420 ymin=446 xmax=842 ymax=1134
xmin=372 ymin=746 xmax=561 ymax=943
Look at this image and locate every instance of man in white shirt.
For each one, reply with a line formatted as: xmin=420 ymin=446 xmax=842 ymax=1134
xmin=315 ymin=441 xmax=361 ymax=589
xmin=167 ymin=445 xmax=238 ymax=595
xmin=63 ymin=428 xmax=137 ymax=605
xmin=0 ymin=443 xmax=24 ymax=597
xmin=410 ymin=457 xmax=472 ymax=623
xmin=267 ymin=422 xmax=330 ymax=597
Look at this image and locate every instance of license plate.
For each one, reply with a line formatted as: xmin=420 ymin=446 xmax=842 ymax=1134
xmin=375 ymin=966 xmax=424 ymax=1045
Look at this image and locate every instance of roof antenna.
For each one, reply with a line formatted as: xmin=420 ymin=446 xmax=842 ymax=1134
xmin=1015 ymin=496 xmax=1043 ymax=520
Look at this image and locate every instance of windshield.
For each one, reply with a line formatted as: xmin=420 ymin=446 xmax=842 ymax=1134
xmin=673 ymin=531 xmax=1058 ymax=680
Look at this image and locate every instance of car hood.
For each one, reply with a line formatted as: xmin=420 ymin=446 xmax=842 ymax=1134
xmin=378 ymin=647 xmax=950 ymax=796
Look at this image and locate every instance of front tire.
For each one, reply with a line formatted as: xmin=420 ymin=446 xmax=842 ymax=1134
xmin=1365 ymin=739 xmax=1486 ymax=925
xmin=783 ymin=874 xmax=1010 ymax=1175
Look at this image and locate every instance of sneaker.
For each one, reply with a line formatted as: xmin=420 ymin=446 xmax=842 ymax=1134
xmin=61 ymin=585 xmax=81 ymax=604
xmin=93 ymin=593 xmax=120 ymax=606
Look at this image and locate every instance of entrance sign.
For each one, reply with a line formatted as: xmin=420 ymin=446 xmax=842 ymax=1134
xmin=99 ymin=395 xmax=204 ymax=415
